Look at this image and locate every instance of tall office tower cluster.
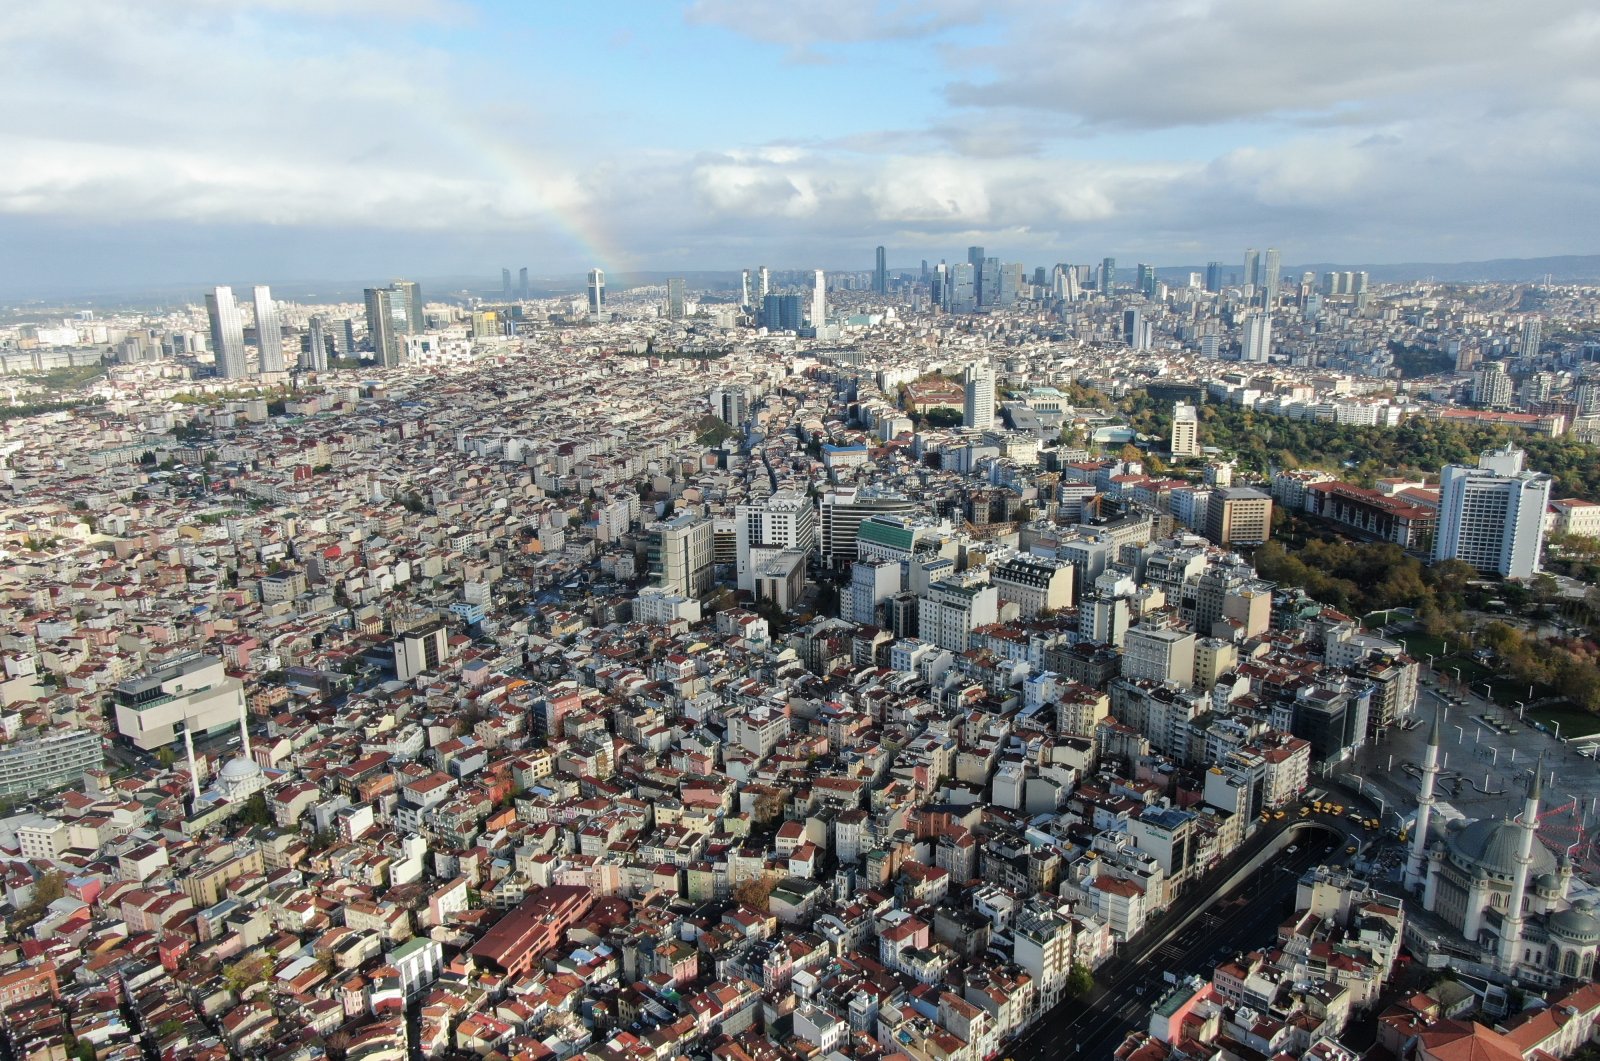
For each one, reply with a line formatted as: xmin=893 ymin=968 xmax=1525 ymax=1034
xmin=1241 ymin=247 xmax=1280 ymax=306
xmin=205 ymin=286 xmax=247 ymax=379
xmin=364 ymin=279 xmax=424 ymax=369
xmin=1432 ymin=444 xmax=1551 ymax=579
xmin=501 ymin=267 xmax=530 ymax=300
xmin=205 ymin=284 xmax=291 ymax=379
xmin=586 ymin=269 xmax=606 ymax=317
xmin=873 ymin=245 xmax=887 ymax=295
xmin=932 ymin=247 xmax=1023 ymax=311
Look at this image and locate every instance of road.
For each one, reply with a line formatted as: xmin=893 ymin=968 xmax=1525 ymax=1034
xmin=1009 ymin=827 xmax=1346 ymax=1060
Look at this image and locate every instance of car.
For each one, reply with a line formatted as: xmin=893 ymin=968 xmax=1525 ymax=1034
xmin=1346 ymin=844 xmax=1358 ymax=854
xmin=1287 ymin=845 xmax=1300 ymax=854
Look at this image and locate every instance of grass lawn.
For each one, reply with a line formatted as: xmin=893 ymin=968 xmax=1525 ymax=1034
xmin=1528 ymin=703 xmax=1600 ymax=740
xmin=1394 ymin=632 xmax=1451 ymax=660
xmin=1441 ymin=656 xmax=1492 ymax=684
xmin=1363 ymin=609 xmax=1402 ymax=629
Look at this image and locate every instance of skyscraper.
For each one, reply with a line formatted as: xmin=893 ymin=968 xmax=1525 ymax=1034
xmin=980 ymin=258 xmax=1001 ymax=307
xmin=518 ymin=267 xmax=529 ymax=300
xmin=740 ymin=269 xmax=752 ymax=308
xmin=1100 ymin=257 xmax=1116 ymax=293
xmin=205 ymin=285 xmax=247 ymax=379
xmin=1170 ymin=402 xmax=1200 ymax=458
xmin=1432 ymin=444 xmax=1551 ymax=579
xmin=811 ymin=269 xmax=827 ymax=328
xmin=1204 ymin=261 xmax=1223 ymax=293
xmin=762 ymin=294 xmax=803 ymax=331
xmin=391 ymin=280 xmax=423 ymax=334
xmin=1136 ymin=263 xmax=1156 ymax=298
xmin=364 ymin=287 xmax=400 ymax=368
xmin=1242 ymin=248 xmax=1261 ymax=293
xmin=963 ymin=362 xmax=994 ymax=430
xmin=968 ymin=246 xmax=986 ymax=304
xmin=1472 ymin=362 xmax=1512 ymax=407
xmin=873 ymin=246 xmax=887 ymax=295
xmin=251 ymin=285 xmax=284 ymax=373
xmin=1241 ymin=312 xmax=1272 ymax=362
xmin=1520 ymin=318 xmax=1542 ymax=360
xmin=502 ymin=268 xmax=512 ymax=298
xmin=306 ymin=315 xmax=328 ymax=372
xmin=586 ymin=269 xmax=606 ymax=317
xmin=758 ymin=266 xmax=770 ymax=299
xmin=666 ymin=278 xmax=686 ymax=320
xmin=1261 ymin=248 xmax=1281 ymax=307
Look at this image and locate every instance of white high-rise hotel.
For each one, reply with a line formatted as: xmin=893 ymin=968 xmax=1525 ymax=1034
xmin=1432 ymin=444 xmax=1550 ymax=579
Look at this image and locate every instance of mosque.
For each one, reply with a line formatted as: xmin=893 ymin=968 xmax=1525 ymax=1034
xmin=182 ymin=700 xmax=268 ymax=809
xmin=1404 ymin=710 xmax=1599 ymax=985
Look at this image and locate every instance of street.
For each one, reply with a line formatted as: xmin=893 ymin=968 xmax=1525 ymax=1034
xmin=1009 ymin=831 xmax=1341 ymax=1060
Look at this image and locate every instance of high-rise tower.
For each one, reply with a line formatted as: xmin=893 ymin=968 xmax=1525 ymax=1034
xmin=811 ymin=270 xmax=827 ymax=328
xmin=1261 ymin=248 xmax=1281 ymax=307
xmin=307 ymin=315 xmax=328 ymax=372
xmin=205 ymin=286 xmax=247 ymax=379
xmin=251 ymin=285 xmax=284 ymax=373
xmin=391 ymin=280 xmax=423 ymax=334
xmin=364 ymin=287 xmax=400 ymax=368
xmin=873 ymin=246 xmax=888 ymax=295
xmin=963 ymin=362 xmax=995 ymax=430
xmin=666 ymin=278 xmax=686 ymax=320
xmin=586 ymin=269 xmax=606 ymax=317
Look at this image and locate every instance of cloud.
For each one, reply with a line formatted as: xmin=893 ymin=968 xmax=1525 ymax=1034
xmin=943 ymin=0 xmax=1600 ymax=131
xmin=683 ymin=0 xmax=996 ymax=48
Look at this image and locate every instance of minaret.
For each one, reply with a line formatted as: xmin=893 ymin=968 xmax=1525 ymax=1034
xmin=237 ymin=699 xmax=253 ymax=764
xmin=1499 ymin=756 xmax=1543 ymax=974
xmin=1406 ymin=706 xmax=1442 ymax=889
xmin=182 ymin=727 xmax=201 ymax=802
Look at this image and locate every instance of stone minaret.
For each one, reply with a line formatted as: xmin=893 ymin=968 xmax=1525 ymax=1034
xmin=182 ymin=726 xmax=201 ymax=802
xmin=1406 ymin=706 xmax=1443 ymax=889
xmin=1499 ymin=756 xmax=1544 ymax=974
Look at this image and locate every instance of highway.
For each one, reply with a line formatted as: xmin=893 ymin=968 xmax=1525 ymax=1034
xmin=1008 ymin=828 xmax=1345 ymax=1061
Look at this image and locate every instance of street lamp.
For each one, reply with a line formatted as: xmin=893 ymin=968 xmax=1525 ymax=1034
xmin=1553 ymin=719 xmax=1562 ymax=741
xmin=1452 ymin=666 xmax=1463 ymax=686
xmin=1515 ymin=700 xmax=1526 ymax=719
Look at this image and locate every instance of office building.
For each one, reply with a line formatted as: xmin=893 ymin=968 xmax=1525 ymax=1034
xmin=1100 ymin=257 xmax=1116 ymax=293
xmin=0 ymin=729 xmax=104 ymax=800
xmin=306 ymin=315 xmax=328 ymax=372
xmin=1122 ymin=308 xmax=1148 ymax=351
xmin=1123 ymin=623 xmax=1197 ymax=687
xmin=648 ymin=513 xmax=714 ymax=599
xmin=818 ymin=488 xmax=919 ymax=567
xmin=1242 ymin=248 xmax=1260 ymax=293
xmin=205 ymin=286 xmax=248 ymax=379
xmin=758 ymin=266 xmax=770 ymax=298
xmin=666 ymin=278 xmax=687 ymax=320
xmin=501 ymin=268 xmax=512 ymax=297
xmin=740 ymin=269 xmax=752 ymax=307
xmin=1205 ymin=487 xmax=1273 ymax=547
xmin=1432 ymin=444 xmax=1551 ymax=579
xmin=1170 ymin=402 xmax=1200 ymax=458
xmin=392 ymin=279 xmax=424 ymax=333
xmin=251 ymin=285 xmax=284 ymax=373
xmin=364 ymin=286 xmax=401 ymax=367
xmin=963 ymin=362 xmax=995 ymax=430
xmin=736 ymin=490 xmax=817 ymax=593
xmin=113 ymin=653 xmax=248 ymax=751
xmin=1204 ymin=261 xmax=1223 ymax=293
xmin=1261 ymin=248 xmax=1280 ymax=307
xmin=394 ymin=618 xmax=450 ymax=682
xmin=980 ymin=257 xmax=1001 ymax=307
xmin=967 ymin=246 xmax=985 ymax=304
xmin=762 ymin=293 xmax=803 ymax=331
xmin=1137 ymin=263 xmax=1157 ymax=297
xmin=811 ymin=269 xmax=827 ymax=327
xmin=1241 ymin=312 xmax=1272 ymax=363
xmin=586 ymin=268 xmax=606 ymax=317
xmin=873 ymin=246 xmax=887 ymax=294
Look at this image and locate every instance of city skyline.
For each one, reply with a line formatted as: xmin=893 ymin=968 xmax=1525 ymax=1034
xmin=2 ymin=1 xmax=1597 ymax=296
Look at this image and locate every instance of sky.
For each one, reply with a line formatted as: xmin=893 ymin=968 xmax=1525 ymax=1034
xmin=3 ymin=0 xmax=1598 ymax=297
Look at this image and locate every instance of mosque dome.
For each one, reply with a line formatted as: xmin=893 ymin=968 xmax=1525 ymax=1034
xmin=1445 ymin=818 xmax=1557 ymax=881
xmin=1548 ymin=900 xmax=1600 ymax=944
